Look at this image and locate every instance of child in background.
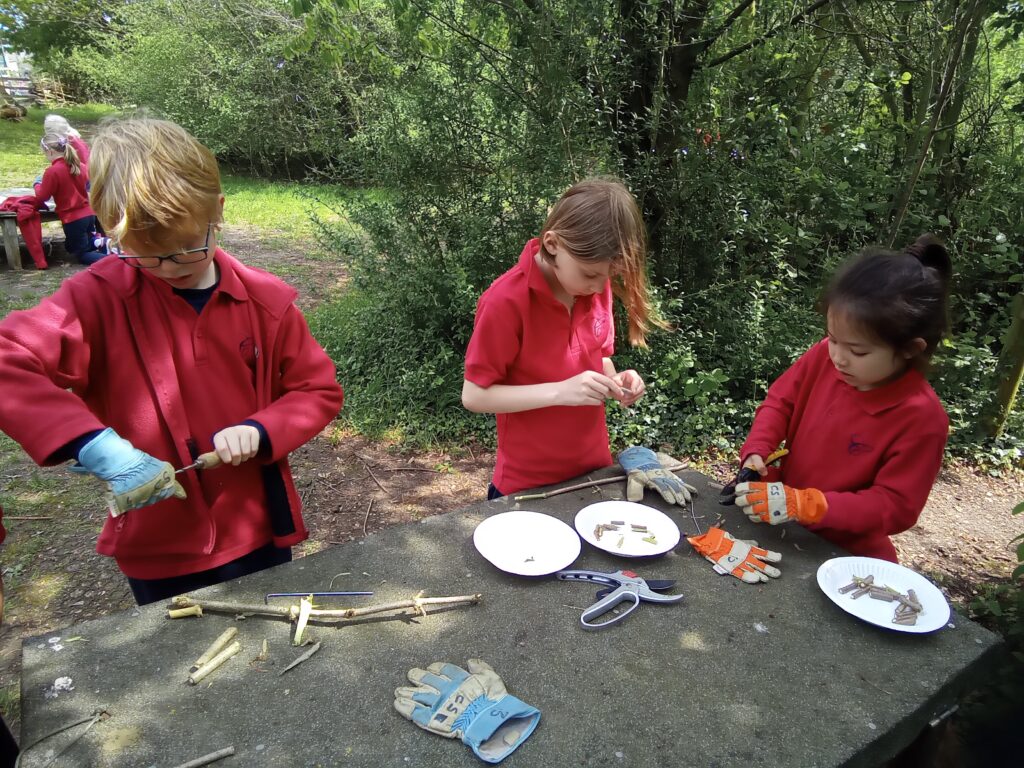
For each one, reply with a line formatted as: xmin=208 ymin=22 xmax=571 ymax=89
xmin=731 ymin=234 xmax=952 ymax=562
xmin=0 ymin=117 xmax=344 ymax=604
xmin=462 ymin=178 xmax=660 ymax=498
xmin=33 ymin=132 xmax=105 ymax=265
xmin=44 ymin=113 xmax=90 ymax=163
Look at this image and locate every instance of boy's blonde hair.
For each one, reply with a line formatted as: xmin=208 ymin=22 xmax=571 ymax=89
xmin=89 ymin=118 xmax=222 ymax=242
xmin=539 ymin=177 xmax=664 ymax=347
xmin=40 ymin=133 xmax=83 ymax=176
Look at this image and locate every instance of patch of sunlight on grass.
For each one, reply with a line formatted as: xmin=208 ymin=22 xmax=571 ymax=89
xmin=0 ymin=104 xmax=117 ymax=188
xmin=21 ymin=572 xmax=68 ymax=608
xmin=327 ymin=423 xmax=358 ymax=446
xmin=222 ymin=174 xmax=355 ymax=243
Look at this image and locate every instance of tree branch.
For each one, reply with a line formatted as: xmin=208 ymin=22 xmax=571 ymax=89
xmin=701 ymin=0 xmax=838 ymax=69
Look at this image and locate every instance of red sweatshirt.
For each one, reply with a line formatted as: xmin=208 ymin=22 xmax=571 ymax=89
xmin=741 ymin=339 xmax=948 ymax=562
xmin=0 ymin=250 xmax=343 ymax=578
xmin=33 ymin=157 xmax=93 ymax=225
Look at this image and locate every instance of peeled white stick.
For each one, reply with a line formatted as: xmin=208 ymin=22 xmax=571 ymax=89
xmin=168 ymin=605 xmax=203 ymax=619
xmin=191 ymin=627 xmax=239 ymax=673
xmin=188 ymin=640 xmax=241 ymax=685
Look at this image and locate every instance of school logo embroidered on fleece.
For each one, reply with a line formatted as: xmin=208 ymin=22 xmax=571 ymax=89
xmin=848 ymin=434 xmax=873 ymax=455
xmin=239 ymin=337 xmax=259 ymax=368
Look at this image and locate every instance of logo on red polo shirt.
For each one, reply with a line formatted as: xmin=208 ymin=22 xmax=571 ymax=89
xmin=592 ymin=313 xmax=607 ymax=341
xmin=848 ymin=434 xmax=873 ymax=455
xmin=239 ymin=337 xmax=259 ymax=369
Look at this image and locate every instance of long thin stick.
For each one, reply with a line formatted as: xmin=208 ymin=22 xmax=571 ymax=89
xmin=168 ymin=746 xmax=235 ymax=768
xmin=169 ymin=593 xmax=482 ymax=622
xmin=356 ymin=455 xmax=387 ymax=493
xmin=362 ymin=498 xmax=374 ymax=536
xmin=514 ymin=463 xmax=688 ymax=501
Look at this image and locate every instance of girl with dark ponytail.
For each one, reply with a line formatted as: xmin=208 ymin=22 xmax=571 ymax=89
xmin=729 ymin=235 xmax=952 ymax=562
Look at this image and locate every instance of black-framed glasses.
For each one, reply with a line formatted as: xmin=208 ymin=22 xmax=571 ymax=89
xmin=113 ymin=225 xmax=213 ymax=269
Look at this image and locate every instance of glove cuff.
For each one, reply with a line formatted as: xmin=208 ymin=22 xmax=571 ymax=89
xmin=618 ymin=446 xmax=658 ymax=471
xmin=462 ymin=694 xmax=541 ymax=764
xmin=76 ymin=427 xmax=136 ymax=478
xmin=796 ymin=488 xmax=828 ymax=524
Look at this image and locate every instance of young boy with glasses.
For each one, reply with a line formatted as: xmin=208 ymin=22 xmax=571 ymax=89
xmin=0 ymin=118 xmax=344 ymax=604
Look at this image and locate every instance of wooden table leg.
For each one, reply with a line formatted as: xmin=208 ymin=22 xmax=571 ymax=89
xmin=1 ymin=218 xmax=22 ymax=270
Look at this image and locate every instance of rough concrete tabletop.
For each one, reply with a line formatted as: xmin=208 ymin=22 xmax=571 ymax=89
xmin=19 ymin=467 xmax=1001 ymax=768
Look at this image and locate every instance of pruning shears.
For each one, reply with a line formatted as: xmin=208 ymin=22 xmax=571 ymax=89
xmin=556 ymin=569 xmax=683 ymax=630
xmin=719 ymin=448 xmax=789 ymax=505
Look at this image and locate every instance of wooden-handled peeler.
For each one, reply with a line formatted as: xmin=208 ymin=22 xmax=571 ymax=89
xmin=175 ymin=451 xmax=222 ymax=475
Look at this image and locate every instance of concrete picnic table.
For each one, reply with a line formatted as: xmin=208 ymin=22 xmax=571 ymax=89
xmin=18 ymin=466 xmax=1000 ymax=767
xmin=0 ymin=188 xmax=59 ymax=270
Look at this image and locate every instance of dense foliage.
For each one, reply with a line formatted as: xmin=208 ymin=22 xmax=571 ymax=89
xmin=9 ymin=0 xmax=1023 ymax=463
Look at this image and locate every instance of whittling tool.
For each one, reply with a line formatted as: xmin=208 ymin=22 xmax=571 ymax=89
xmin=176 ymin=451 xmax=222 ymax=474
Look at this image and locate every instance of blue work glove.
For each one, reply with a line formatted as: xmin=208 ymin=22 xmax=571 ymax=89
xmin=618 ymin=446 xmax=696 ymax=505
xmin=394 ymin=659 xmax=540 ymax=764
xmin=33 ymin=176 xmax=42 ymax=187
xmin=71 ymin=428 xmax=186 ymax=516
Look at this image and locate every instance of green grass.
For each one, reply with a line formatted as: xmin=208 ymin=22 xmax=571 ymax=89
xmin=0 ymin=104 xmax=118 ymax=188
xmin=0 ymin=102 xmax=360 ymax=244
xmin=220 ymin=174 xmax=354 ymax=244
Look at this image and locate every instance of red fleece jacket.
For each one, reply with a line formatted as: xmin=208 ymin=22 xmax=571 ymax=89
xmin=0 ymin=250 xmax=343 ymax=578
xmin=33 ymin=157 xmax=92 ymax=224
xmin=741 ymin=339 xmax=948 ymax=561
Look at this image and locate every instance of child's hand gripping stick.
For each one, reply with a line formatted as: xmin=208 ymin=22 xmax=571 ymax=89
xmin=71 ymin=427 xmax=187 ymax=516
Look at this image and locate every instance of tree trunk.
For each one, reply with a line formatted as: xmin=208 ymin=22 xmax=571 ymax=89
xmin=983 ymin=292 xmax=1024 ymax=439
xmin=886 ymin=0 xmax=984 ymax=246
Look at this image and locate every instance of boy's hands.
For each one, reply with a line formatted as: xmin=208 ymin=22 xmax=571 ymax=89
xmin=72 ymin=428 xmax=186 ymax=516
xmin=212 ymin=425 xmax=261 ymax=466
xmin=734 ymin=482 xmax=827 ymax=525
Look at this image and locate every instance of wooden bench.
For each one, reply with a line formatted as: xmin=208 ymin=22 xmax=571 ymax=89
xmin=0 ymin=188 xmax=60 ymax=270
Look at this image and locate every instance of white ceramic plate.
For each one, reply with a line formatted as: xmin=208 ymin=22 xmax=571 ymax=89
xmin=816 ymin=556 xmax=950 ymax=634
xmin=574 ymin=501 xmax=681 ymax=557
xmin=473 ymin=511 xmax=581 ymax=576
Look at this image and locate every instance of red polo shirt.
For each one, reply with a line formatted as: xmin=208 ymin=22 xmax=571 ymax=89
xmin=33 ymin=157 xmax=93 ymax=225
xmin=741 ymin=339 xmax=949 ymax=561
xmin=465 ymin=238 xmax=616 ymax=495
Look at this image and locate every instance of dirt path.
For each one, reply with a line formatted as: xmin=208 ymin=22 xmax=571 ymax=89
xmin=1 ymin=228 xmax=1022 ymax=743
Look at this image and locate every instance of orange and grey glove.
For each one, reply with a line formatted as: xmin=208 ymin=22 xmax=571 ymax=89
xmin=733 ymin=482 xmax=827 ymax=525
xmin=687 ymin=526 xmax=781 ymax=584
